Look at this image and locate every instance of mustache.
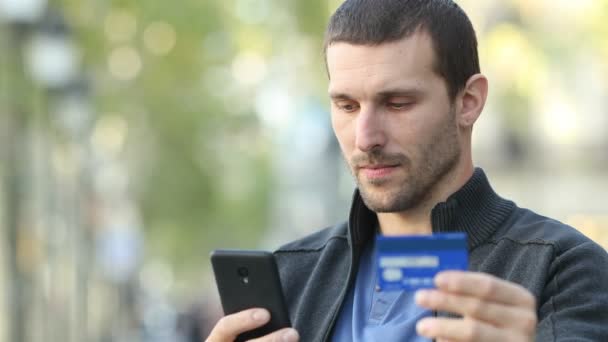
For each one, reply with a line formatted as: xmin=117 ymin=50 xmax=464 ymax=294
xmin=350 ymin=149 xmax=409 ymax=168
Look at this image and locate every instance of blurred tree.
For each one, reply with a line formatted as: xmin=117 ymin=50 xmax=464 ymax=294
xmin=56 ymin=0 xmax=331 ymax=279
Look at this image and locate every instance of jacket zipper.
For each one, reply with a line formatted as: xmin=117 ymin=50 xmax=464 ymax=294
xmin=321 ymin=195 xmax=363 ymax=341
xmin=321 ymin=244 xmax=359 ymax=342
xmin=432 ymin=310 xmax=437 ymax=342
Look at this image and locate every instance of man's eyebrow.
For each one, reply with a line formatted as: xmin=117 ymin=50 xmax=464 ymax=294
xmin=328 ymin=92 xmax=353 ymax=100
xmin=328 ymin=87 xmax=424 ymax=100
xmin=376 ymin=87 xmax=424 ymax=98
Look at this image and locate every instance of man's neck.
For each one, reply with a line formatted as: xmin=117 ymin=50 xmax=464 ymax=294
xmin=377 ymin=162 xmax=474 ymax=236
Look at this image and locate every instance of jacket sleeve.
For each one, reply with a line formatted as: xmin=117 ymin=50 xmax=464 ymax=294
xmin=536 ymin=240 xmax=608 ymax=341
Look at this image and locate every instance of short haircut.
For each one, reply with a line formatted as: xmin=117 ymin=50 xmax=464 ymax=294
xmin=324 ymin=0 xmax=480 ymax=100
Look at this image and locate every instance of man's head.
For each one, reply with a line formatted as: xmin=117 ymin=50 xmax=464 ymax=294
xmin=325 ymin=0 xmax=488 ymax=213
xmin=324 ymin=0 xmax=480 ymax=100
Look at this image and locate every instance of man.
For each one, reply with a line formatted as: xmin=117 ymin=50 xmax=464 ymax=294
xmin=207 ymin=0 xmax=608 ymax=341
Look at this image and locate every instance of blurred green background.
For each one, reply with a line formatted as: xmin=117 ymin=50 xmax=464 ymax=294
xmin=1 ymin=0 xmax=607 ymax=341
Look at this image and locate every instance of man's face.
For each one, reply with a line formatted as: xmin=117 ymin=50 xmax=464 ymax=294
xmin=327 ymin=31 xmax=462 ymax=213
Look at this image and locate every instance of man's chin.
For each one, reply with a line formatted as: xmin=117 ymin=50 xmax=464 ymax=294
xmin=362 ymin=200 xmax=403 ymax=213
xmin=359 ymin=189 xmax=403 ymax=213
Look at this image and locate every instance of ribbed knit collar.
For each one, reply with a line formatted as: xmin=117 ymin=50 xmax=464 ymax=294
xmin=348 ymin=168 xmax=515 ymax=251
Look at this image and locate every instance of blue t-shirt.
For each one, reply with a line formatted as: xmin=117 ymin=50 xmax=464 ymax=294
xmin=331 ymin=237 xmax=432 ymax=341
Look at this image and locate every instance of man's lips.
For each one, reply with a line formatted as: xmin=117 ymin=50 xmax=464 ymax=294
xmin=358 ymin=164 xmax=399 ymax=179
xmin=360 ymin=164 xmax=399 ymax=169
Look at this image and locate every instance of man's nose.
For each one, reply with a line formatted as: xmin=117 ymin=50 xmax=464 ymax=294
xmin=355 ymin=106 xmax=387 ymax=152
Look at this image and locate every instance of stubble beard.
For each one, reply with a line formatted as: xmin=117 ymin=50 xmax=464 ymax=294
xmin=350 ymin=110 xmax=461 ymax=213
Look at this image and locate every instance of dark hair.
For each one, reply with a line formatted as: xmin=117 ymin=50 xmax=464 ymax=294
xmin=324 ymin=0 xmax=479 ymax=100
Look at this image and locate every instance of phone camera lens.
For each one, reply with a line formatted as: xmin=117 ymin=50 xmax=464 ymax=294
xmin=237 ymin=267 xmax=249 ymax=277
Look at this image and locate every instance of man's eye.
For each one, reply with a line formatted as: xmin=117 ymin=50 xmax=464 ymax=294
xmin=388 ymin=102 xmax=412 ymax=109
xmin=337 ymin=102 xmax=358 ymax=112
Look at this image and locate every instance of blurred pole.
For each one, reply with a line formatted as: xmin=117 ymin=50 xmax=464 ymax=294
xmin=0 ymin=22 xmax=7 ymax=342
xmin=52 ymin=76 xmax=95 ymax=342
xmin=1 ymin=3 xmax=49 ymax=340
xmin=29 ymin=8 xmax=87 ymax=341
xmin=3 ymin=22 xmax=30 ymax=342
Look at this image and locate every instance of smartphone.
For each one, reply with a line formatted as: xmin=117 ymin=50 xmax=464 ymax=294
xmin=210 ymin=250 xmax=291 ymax=341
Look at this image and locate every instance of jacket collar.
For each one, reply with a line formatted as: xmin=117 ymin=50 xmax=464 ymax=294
xmin=347 ymin=168 xmax=515 ymax=250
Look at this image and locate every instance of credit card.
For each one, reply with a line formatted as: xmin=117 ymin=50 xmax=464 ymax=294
xmin=376 ymin=233 xmax=468 ymax=291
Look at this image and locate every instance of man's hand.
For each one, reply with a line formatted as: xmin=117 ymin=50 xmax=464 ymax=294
xmin=205 ymin=308 xmax=299 ymax=342
xmin=415 ymin=271 xmax=537 ymax=342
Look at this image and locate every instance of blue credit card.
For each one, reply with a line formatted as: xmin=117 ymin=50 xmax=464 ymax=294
xmin=376 ymin=233 xmax=468 ymax=291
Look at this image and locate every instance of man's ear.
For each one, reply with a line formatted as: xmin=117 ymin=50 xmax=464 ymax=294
xmin=457 ymin=74 xmax=488 ymax=128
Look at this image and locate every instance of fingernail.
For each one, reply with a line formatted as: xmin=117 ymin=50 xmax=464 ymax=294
xmin=416 ymin=319 xmax=431 ymax=335
xmin=415 ymin=290 xmax=429 ymax=304
xmin=435 ymin=273 xmax=448 ymax=287
xmin=252 ymin=309 xmax=269 ymax=322
xmin=282 ymin=329 xmax=299 ymax=342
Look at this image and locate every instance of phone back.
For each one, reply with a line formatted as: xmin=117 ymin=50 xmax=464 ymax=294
xmin=210 ymin=250 xmax=291 ymax=341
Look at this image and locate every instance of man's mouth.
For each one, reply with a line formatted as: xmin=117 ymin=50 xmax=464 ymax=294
xmin=358 ymin=164 xmax=399 ymax=179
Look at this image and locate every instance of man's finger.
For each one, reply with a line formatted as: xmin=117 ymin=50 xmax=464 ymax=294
xmin=435 ymin=271 xmax=536 ymax=309
xmin=247 ymin=328 xmax=300 ymax=342
xmin=416 ymin=317 xmax=508 ymax=341
xmin=415 ymin=289 xmax=537 ymax=331
xmin=206 ymin=308 xmax=270 ymax=342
